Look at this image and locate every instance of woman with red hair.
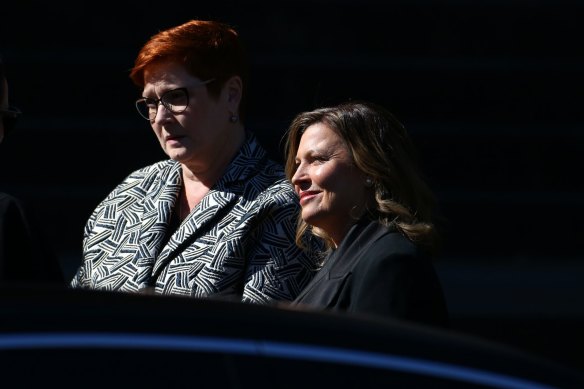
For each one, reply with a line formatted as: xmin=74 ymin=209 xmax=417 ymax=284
xmin=70 ymin=20 xmax=320 ymax=303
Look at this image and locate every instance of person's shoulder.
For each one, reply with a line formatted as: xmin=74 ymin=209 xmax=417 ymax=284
xmin=130 ymin=159 xmax=176 ymax=176
xmin=366 ymin=222 xmax=421 ymax=257
xmin=245 ymin=134 xmax=285 ymax=174
xmin=118 ymin=159 xmax=177 ymax=184
xmin=0 ymin=192 xmax=25 ymax=214
xmin=261 ymin=154 xmax=286 ymax=174
xmin=254 ymin=172 xmax=297 ymax=201
xmin=241 ymin=141 xmax=292 ymax=192
xmin=0 ymin=191 xmax=19 ymax=203
xmin=238 ymin=170 xmax=298 ymax=213
xmin=234 ymin=132 xmax=298 ymax=202
xmin=104 ymin=160 xmax=177 ymax=199
xmin=257 ymin=158 xmax=287 ymax=184
xmin=354 ymin=230 xmax=429 ymax=278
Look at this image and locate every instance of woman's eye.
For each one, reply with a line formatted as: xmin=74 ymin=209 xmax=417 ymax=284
xmin=165 ymin=91 xmax=182 ymax=102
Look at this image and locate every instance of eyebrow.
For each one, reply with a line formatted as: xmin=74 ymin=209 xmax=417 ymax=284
xmin=142 ymin=85 xmax=181 ymax=98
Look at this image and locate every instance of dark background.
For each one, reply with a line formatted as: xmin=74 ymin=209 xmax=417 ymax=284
xmin=1 ymin=0 xmax=583 ymax=371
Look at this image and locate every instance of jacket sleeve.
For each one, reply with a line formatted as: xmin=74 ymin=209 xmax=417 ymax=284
xmin=240 ymin=189 xmax=319 ymax=304
xmin=70 ymin=165 xmax=154 ymax=288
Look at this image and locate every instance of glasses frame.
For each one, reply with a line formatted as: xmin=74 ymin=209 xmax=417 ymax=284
xmin=135 ymin=78 xmax=215 ymax=122
xmin=0 ymin=106 xmax=22 ymax=134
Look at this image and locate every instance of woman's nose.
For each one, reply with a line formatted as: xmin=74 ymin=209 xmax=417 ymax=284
xmin=153 ymin=103 xmax=173 ymax=124
xmin=291 ymin=164 xmax=310 ymax=189
xmin=291 ymin=164 xmax=303 ymax=185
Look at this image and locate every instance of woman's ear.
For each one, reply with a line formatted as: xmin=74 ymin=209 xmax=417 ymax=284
xmin=225 ymin=75 xmax=242 ymax=108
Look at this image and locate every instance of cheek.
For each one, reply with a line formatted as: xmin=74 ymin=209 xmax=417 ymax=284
xmin=312 ymin=165 xmax=331 ymax=186
xmin=152 ymin=127 xmax=167 ymax=149
xmin=322 ymin=169 xmax=363 ymax=207
xmin=314 ymin=169 xmax=344 ymax=208
xmin=152 ymin=126 xmax=164 ymax=140
xmin=315 ymin=165 xmax=345 ymax=193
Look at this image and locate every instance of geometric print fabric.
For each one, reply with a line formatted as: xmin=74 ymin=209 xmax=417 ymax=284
xmin=70 ymin=132 xmax=320 ymax=303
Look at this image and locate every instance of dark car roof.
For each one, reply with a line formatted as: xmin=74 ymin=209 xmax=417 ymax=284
xmin=0 ymin=285 xmax=581 ymax=388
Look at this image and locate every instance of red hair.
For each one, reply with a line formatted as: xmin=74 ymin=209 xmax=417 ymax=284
xmin=130 ymin=20 xmax=248 ymax=120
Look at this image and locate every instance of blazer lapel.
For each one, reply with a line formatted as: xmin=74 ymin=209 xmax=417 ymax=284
xmin=328 ymin=219 xmax=389 ymax=278
xmin=135 ymin=131 xmax=267 ymax=289
xmin=293 ymin=219 xmax=390 ymax=306
xmin=292 ymin=251 xmax=337 ymax=302
xmin=135 ymin=163 xmax=182 ymax=290
xmin=152 ymin=189 xmax=238 ymax=277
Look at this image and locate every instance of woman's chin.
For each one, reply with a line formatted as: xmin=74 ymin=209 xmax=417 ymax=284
xmin=301 ymin=211 xmax=323 ymax=229
xmin=166 ymin=148 xmax=190 ymax=162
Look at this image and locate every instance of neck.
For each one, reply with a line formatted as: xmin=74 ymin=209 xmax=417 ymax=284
xmin=182 ymin=126 xmax=246 ymax=185
xmin=179 ymin=127 xmax=246 ymax=217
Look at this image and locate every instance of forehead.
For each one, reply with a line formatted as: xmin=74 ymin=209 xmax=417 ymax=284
xmin=142 ymin=61 xmax=194 ymax=94
xmin=299 ymin=122 xmax=346 ymax=151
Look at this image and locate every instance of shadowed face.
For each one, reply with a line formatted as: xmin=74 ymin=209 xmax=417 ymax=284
xmin=291 ymin=122 xmax=368 ymax=245
xmin=141 ymin=61 xmax=240 ymax=170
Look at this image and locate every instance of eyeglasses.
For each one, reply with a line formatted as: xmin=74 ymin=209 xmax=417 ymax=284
xmin=135 ymin=79 xmax=215 ymax=122
xmin=0 ymin=107 xmax=22 ymax=135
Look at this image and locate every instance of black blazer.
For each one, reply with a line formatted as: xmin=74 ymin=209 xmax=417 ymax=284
xmin=291 ymin=218 xmax=449 ymax=328
xmin=0 ymin=192 xmax=64 ymax=285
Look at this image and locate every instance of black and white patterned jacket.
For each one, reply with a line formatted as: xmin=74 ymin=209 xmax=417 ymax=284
xmin=70 ymin=132 xmax=319 ymax=303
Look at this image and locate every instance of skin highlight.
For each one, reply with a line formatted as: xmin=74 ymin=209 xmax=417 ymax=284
xmin=291 ymin=122 xmax=368 ymax=247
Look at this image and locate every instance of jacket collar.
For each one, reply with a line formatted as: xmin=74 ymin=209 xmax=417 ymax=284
xmin=135 ymin=131 xmax=268 ymax=289
xmin=293 ymin=219 xmax=392 ymax=301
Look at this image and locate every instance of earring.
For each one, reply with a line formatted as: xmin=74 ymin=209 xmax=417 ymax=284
xmin=365 ymin=177 xmax=374 ymax=187
xmin=229 ymin=114 xmax=239 ymax=123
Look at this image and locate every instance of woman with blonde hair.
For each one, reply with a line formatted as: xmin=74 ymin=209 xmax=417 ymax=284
xmin=285 ymin=100 xmax=448 ymax=327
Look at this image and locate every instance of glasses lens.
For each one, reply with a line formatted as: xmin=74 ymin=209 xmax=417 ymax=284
xmin=135 ymin=99 xmax=155 ymax=121
xmin=135 ymin=88 xmax=189 ymax=122
xmin=161 ymin=89 xmax=188 ymax=114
